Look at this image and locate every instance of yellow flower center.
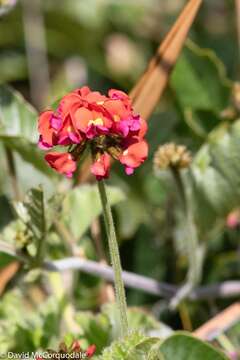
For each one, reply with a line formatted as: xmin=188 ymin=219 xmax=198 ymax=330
xmin=89 ymin=117 xmax=104 ymax=126
xmin=113 ymin=115 xmax=120 ymax=122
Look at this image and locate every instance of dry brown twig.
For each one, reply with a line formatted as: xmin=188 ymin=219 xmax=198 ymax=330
xmin=130 ymin=0 xmax=202 ymax=119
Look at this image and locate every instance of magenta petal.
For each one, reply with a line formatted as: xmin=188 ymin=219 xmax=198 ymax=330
xmin=86 ymin=125 xmax=97 ymax=139
xmin=130 ymin=119 xmax=141 ymax=131
xmin=118 ymin=121 xmax=129 ymax=137
xmin=69 ymin=132 xmax=81 ymax=143
xmin=38 ymin=137 xmax=52 ymax=150
xmin=125 ymin=166 xmax=134 ymax=175
xmin=58 ymin=135 xmax=71 ymax=145
xmin=50 ymin=114 xmax=62 ymax=130
xmin=97 ymin=125 xmax=109 ymax=134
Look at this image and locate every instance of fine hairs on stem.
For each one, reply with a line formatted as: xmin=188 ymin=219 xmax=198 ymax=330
xmin=97 ymin=179 xmax=129 ymax=336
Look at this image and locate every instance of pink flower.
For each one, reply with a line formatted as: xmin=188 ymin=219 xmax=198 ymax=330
xmin=38 ymin=86 xmax=148 ymax=179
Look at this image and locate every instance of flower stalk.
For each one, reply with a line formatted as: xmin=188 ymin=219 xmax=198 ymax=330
xmin=97 ymin=179 xmax=128 ymax=336
xmin=153 ymin=143 xmax=202 ymax=308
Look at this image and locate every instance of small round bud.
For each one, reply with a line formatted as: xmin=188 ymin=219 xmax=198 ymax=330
xmin=153 ymin=143 xmax=192 ymax=171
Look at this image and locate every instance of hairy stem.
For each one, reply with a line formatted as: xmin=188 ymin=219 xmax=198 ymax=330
xmin=34 ymin=189 xmax=46 ymax=267
xmin=97 ymin=179 xmax=128 ymax=336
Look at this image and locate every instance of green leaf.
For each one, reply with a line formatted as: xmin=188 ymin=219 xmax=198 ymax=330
xmin=0 ymin=289 xmax=62 ymax=352
xmin=159 ymin=332 xmax=228 ymax=360
xmin=61 ymin=185 xmax=125 ymax=239
xmin=0 ymin=253 xmax=15 ymax=269
xmin=1 ymin=136 xmax=53 ymax=176
xmin=0 ymin=195 xmax=14 ymax=231
xmin=190 ymin=119 xmax=240 ymax=232
xmin=0 ymin=85 xmax=37 ymax=141
xmin=74 ymin=305 xmax=170 ymax=356
xmin=14 ymin=186 xmax=46 ymax=259
xmin=127 ymin=307 xmax=172 ymax=338
xmin=76 ymin=310 xmax=110 ymax=353
xmin=0 ymin=85 xmax=53 ymax=176
xmin=24 ymin=187 xmax=46 ymax=242
xmin=171 ymin=44 xmax=230 ymax=113
xmin=99 ymin=332 xmax=159 ymax=360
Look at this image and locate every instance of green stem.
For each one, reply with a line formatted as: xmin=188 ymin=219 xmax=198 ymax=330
xmin=97 ymin=179 xmax=128 ymax=336
xmin=34 ymin=188 xmax=46 ymax=267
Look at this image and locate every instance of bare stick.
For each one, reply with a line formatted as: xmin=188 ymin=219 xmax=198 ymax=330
xmin=1 ymin=241 xmax=240 ymax=301
xmin=45 ymin=257 xmax=175 ymax=298
xmin=45 ymin=258 xmax=240 ymax=301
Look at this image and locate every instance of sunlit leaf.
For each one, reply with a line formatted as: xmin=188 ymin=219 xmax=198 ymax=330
xmin=61 ymin=185 xmax=125 ymax=240
xmin=171 ymin=45 xmax=230 ymax=113
xmin=159 ymin=333 xmax=228 ymax=360
xmin=0 ymin=85 xmax=53 ymax=176
xmin=190 ymin=119 xmax=240 ymax=233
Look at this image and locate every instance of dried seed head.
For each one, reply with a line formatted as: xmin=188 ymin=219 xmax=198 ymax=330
xmin=153 ymin=143 xmax=192 ymax=171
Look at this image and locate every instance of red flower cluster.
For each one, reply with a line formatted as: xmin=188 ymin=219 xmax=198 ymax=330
xmin=38 ymin=86 xmax=148 ymax=179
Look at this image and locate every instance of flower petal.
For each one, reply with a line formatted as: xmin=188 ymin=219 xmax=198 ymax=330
xmin=45 ymin=152 xmax=77 ymax=177
xmin=73 ymin=107 xmax=93 ymax=132
xmin=119 ymin=140 xmax=148 ymax=169
xmin=91 ymin=153 xmax=111 ymax=180
xmin=38 ymin=110 xmax=56 ymax=148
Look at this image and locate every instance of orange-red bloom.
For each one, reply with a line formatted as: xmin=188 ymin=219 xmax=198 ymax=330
xmin=38 ymin=86 xmax=148 ymax=179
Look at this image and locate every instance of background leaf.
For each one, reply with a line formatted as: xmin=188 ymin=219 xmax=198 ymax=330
xmin=61 ymin=185 xmax=125 ymax=240
xmin=0 ymin=85 xmax=53 ymax=176
xmin=171 ymin=45 xmax=230 ymax=113
xmin=159 ymin=333 xmax=228 ymax=360
xmin=190 ymin=119 xmax=240 ymax=233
